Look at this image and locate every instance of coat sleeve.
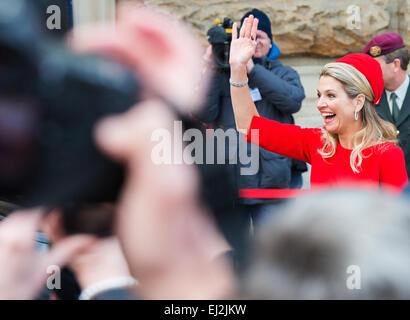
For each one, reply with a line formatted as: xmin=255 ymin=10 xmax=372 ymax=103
xmin=248 ymin=64 xmax=305 ymax=114
xmin=380 ymin=145 xmax=409 ymax=192
xmin=245 ymin=116 xmax=321 ymax=164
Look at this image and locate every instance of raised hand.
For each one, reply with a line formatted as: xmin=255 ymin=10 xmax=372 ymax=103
xmin=228 ymin=15 xmax=260 ymax=135
xmin=229 ymin=15 xmax=259 ymax=69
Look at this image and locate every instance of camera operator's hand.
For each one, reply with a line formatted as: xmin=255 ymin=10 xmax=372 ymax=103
xmin=202 ymin=45 xmax=214 ymax=73
xmin=246 ymin=59 xmax=255 ymax=74
xmin=70 ymin=3 xmax=205 ymax=114
xmin=94 ymin=100 xmax=235 ymax=299
xmin=0 ymin=208 xmax=95 ymax=300
xmin=229 ymin=16 xmax=259 ymax=70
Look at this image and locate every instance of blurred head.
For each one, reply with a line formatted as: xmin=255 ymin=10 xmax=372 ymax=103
xmin=317 ymin=56 xmax=397 ymax=173
xmin=243 ymin=189 xmax=410 ymax=299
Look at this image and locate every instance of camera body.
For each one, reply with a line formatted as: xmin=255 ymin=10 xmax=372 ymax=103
xmin=0 ymin=0 xmax=140 ymax=209
xmin=206 ymin=18 xmax=233 ymax=71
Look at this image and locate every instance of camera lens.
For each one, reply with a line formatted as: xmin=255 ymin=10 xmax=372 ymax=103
xmin=212 ymin=42 xmax=230 ymax=70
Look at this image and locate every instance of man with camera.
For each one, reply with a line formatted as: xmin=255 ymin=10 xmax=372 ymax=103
xmin=197 ymin=9 xmax=306 ymax=232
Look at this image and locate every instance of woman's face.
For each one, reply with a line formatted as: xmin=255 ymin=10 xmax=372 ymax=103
xmin=317 ymin=75 xmax=359 ymax=134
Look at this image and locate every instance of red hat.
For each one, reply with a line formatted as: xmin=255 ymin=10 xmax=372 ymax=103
xmin=335 ymin=53 xmax=384 ymax=105
xmin=363 ymin=33 xmax=405 ymax=58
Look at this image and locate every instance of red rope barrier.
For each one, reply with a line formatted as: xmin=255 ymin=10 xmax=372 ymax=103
xmin=239 ymin=188 xmax=310 ymax=199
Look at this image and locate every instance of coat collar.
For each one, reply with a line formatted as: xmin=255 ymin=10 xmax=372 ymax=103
xmin=253 ymin=56 xmax=281 ymax=70
xmin=375 ymin=75 xmax=410 ymax=127
xmin=375 ymin=91 xmax=393 ymax=122
xmin=396 ymin=75 xmax=410 ymax=127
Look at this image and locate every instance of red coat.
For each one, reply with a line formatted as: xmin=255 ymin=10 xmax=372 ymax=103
xmin=246 ymin=116 xmax=409 ymax=193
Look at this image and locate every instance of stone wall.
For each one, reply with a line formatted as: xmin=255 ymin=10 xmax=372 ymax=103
xmin=140 ymin=0 xmax=410 ymax=57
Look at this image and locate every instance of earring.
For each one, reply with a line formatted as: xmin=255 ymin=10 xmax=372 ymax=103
xmin=354 ymin=111 xmax=358 ymax=121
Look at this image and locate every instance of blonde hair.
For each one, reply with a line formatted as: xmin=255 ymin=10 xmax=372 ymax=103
xmin=318 ymin=62 xmax=398 ymax=173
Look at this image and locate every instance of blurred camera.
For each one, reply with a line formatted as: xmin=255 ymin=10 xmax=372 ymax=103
xmin=0 ymin=0 xmax=140 ymax=221
xmin=0 ymin=0 xmax=238 ymax=240
xmin=206 ymin=18 xmax=233 ymax=71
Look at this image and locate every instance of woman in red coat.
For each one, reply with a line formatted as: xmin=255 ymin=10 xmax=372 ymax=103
xmin=229 ymin=15 xmax=408 ymax=193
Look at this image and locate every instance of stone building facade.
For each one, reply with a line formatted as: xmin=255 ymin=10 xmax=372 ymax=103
xmin=140 ymin=0 xmax=409 ymax=58
xmin=76 ymin=0 xmax=409 ymax=58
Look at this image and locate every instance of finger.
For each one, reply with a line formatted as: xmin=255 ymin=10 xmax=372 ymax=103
xmin=0 ymin=208 xmax=45 ymax=244
xmin=94 ymin=102 xmax=154 ymax=162
xmin=251 ymin=18 xmax=259 ymax=42
xmin=41 ymin=235 xmax=97 ymax=271
xmin=94 ymin=100 xmax=175 ymax=163
xmin=117 ymin=5 xmax=204 ymax=112
xmin=117 ymin=0 xmax=144 ymax=17
xmin=244 ymin=15 xmax=254 ymax=39
xmin=239 ymin=18 xmax=247 ymax=38
xmin=231 ymin=22 xmax=237 ymax=41
xmin=71 ymin=27 xmax=138 ymax=68
xmin=203 ymin=45 xmax=212 ymax=62
xmin=93 ymin=108 xmax=139 ymax=162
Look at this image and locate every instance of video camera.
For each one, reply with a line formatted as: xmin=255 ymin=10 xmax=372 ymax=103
xmin=206 ymin=18 xmax=233 ymax=71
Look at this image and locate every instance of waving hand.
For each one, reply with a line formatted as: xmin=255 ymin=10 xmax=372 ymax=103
xmin=229 ymin=15 xmax=259 ymax=68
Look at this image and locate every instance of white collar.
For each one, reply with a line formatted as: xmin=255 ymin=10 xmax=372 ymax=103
xmin=386 ymin=75 xmax=409 ymax=101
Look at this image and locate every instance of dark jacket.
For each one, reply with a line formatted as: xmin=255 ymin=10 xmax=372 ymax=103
xmin=375 ymin=76 xmax=410 ymax=178
xmin=197 ymin=57 xmax=305 ymax=204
